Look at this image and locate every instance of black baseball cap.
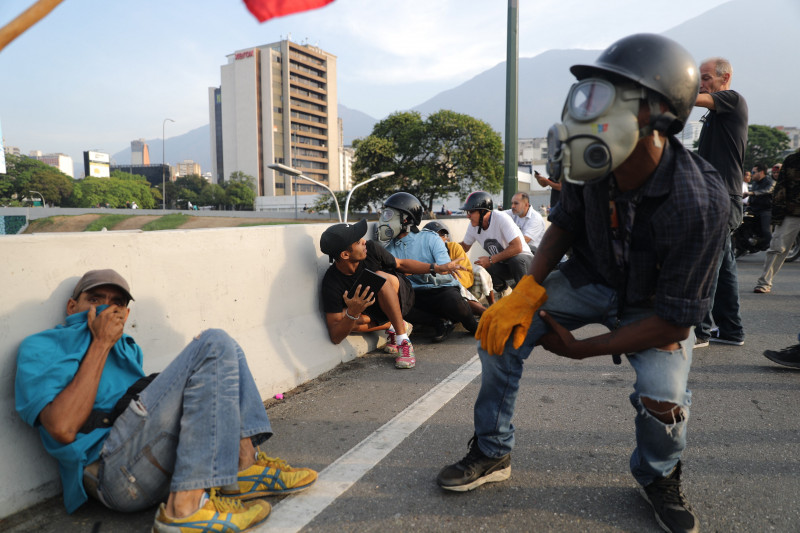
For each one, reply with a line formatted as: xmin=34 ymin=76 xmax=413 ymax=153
xmin=320 ymin=219 xmax=368 ymax=258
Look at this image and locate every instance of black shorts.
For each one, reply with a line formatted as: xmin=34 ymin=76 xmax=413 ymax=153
xmin=364 ymin=273 xmax=415 ymax=325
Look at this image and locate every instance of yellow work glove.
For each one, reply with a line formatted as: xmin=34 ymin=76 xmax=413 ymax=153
xmin=475 ymin=275 xmax=548 ymax=356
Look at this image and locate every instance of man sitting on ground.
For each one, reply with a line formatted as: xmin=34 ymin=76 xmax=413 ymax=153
xmin=15 ymin=269 xmax=317 ymax=532
xmin=379 ymin=192 xmax=478 ymax=343
xmin=320 ymin=218 xmax=464 ymax=368
xmin=460 ymin=191 xmax=534 ymax=296
xmin=423 ymin=220 xmax=489 ymax=316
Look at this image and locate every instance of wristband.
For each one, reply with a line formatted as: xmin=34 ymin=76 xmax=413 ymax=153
xmin=430 ymin=263 xmax=436 ymax=274
xmin=344 ymin=309 xmax=361 ymax=321
xmin=489 ymin=255 xmax=493 ymax=264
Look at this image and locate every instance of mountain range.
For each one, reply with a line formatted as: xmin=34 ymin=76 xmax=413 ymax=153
xmin=113 ymin=0 xmax=799 ymax=175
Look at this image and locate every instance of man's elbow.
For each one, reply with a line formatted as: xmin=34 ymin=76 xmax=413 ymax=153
xmin=46 ymin=422 xmax=78 ymax=445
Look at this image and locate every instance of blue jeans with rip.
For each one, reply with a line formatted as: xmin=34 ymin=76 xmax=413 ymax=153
xmin=96 ymin=329 xmax=272 ymax=511
xmin=474 ymin=271 xmax=693 ymax=487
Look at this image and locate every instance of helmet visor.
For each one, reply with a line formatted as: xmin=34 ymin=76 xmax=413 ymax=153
xmin=567 ymin=79 xmax=615 ymax=122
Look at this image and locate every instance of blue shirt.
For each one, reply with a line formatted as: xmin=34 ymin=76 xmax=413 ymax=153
xmin=385 ymin=230 xmax=459 ymax=290
xmin=15 ymin=306 xmax=144 ymax=513
xmin=549 ymin=138 xmax=729 ymax=327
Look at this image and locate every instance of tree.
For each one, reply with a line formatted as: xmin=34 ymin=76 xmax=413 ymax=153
xmin=68 ymin=171 xmax=159 ymax=208
xmin=1 ymin=153 xmax=73 ymax=206
xmin=346 ymin=110 xmax=504 ymax=214
xmin=745 ymin=125 xmax=789 ymax=170
xmin=224 ymin=171 xmax=256 ymax=210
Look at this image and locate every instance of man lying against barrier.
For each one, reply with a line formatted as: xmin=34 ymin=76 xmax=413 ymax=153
xmin=436 ymin=34 xmax=729 ymax=533
xmin=16 ymin=269 xmax=317 ymax=532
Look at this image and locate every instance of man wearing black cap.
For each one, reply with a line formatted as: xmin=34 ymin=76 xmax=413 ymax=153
xmin=320 ymin=219 xmax=464 ymax=368
xmin=16 ymin=269 xmax=317 ymax=532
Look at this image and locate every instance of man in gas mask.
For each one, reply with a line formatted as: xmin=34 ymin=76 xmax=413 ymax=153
xmin=437 ymin=34 xmax=729 ymax=533
xmin=379 ymin=192 xmax=478 ymax=342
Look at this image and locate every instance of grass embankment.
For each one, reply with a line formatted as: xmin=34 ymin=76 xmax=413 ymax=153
xmin=85 ymin=215 xmax=134 ymax=231
xmin=140 ymin=214 xmax=190 ymax=231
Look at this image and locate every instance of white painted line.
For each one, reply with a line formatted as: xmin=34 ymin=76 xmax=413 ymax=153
xmin=255 ymin=354 xmax=482 ymax=533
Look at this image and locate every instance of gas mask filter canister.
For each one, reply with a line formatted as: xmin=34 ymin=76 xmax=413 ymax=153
xmin=546 ymin=78 xmax=647 ymax=185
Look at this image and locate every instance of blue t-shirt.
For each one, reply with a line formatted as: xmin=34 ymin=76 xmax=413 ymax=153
xmin=385 ymin=230 xmax=459 ymax=290
xmin=15 ymin=306 xmax=144 ymax=513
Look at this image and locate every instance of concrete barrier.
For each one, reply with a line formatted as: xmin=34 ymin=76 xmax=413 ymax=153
xmin=0 ymin=216 xmax=475 ymax=517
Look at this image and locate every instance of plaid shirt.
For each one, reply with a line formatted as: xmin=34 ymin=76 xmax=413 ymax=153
xmin=549 ymin=137 xmax=729 ymax=327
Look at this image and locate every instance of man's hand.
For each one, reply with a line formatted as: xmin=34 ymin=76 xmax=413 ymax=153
xmin=537 ymin=310 xmax=583 ymax=359
xmin=475 ymin=276 xmax=547 ymax=355
xmin=474 ymin=256 xmax=491 ymax=269
xmin=435 ymin=260 xmax=467 ymax=276
xmin=342 ymin=284 xmax=375 ymax=316
xmin=87 ymin=305 xmax=128 ymax=349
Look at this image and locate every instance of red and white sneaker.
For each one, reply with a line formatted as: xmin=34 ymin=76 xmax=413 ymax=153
xmin=394 ymin=340 xmax=416 ymax=369
xmin=384 ymin=322 xmax=413 ymax=354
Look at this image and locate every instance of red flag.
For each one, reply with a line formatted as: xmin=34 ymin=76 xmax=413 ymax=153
xmin=244 ymin=0 xmax=335 ymax=22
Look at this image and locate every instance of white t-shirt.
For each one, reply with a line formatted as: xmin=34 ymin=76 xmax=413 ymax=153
xmin=462 ymin=210 xmax=533 ymax=257
xmin=504 ymin=206 xmax=546 ymax=247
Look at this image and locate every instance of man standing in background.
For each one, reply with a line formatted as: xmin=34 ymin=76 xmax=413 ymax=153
xmin=693 ymin=57 xmax=748 ymax=348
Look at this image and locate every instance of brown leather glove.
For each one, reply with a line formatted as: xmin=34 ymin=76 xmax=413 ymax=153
xmin=475 ymin=275 xmax=548 ymax=355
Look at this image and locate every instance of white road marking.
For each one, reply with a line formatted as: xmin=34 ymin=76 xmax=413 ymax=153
xmin=256 ymin=354 xmax=481 ymax=533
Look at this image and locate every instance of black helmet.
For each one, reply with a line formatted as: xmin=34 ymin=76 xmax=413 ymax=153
xmin=383 ymin=192 xmax=423 ymax=227
xmin=570 ymin=33 xmax=699 ymax=135
xmin=423 ymin=220 xmax=449 ymax=235
xmin=461 ymin=191 xmax=493 ymax=212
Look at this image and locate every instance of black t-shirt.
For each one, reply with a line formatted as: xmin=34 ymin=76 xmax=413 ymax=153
xmin=321 ymin=240 xmax=403 ymax=318
xmin=697 ymin=90 xmax=748 ymax=229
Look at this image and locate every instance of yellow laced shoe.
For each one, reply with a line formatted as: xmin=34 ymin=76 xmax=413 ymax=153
xmin=152 ymin=488 xmax=271 ymax=533
xmin=220 ymin=452 xmax=318 ymax=500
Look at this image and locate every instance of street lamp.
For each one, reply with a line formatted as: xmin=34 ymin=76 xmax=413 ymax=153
xmin=162 ymin=118 xmax=175 ymax=210
xmin=268 ymin=163 xmax=343 ymax=223
xmin=29 ymin=190 xmax=45 ymax=207
xmin=343 ymin=171 xmax=394 ymax=224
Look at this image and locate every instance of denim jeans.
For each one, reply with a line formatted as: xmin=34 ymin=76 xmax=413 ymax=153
xmin=96 ymin=329 xmax=272 ymax=512
xmin=696 ymin=233 xmax=744 ymax=341
xmin=474 ymin=271 xmax=693 ymax=487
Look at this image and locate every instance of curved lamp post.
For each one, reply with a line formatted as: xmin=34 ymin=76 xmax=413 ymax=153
xmin=29 ymin=190 xmax=45 ymax=207
xmin=162 ymin=118 xmax=174 ymax=210
xmin=268 ymin=163 xmax=343 ymax=223
xmin=343 ymin=171 xmax=394 ymax=224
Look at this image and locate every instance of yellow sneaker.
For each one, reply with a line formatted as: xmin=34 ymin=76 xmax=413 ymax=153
xmin=152 ymin=488 xmax=270 ymax=533
xmin=220 ymin=452 xmax=318 ymax=500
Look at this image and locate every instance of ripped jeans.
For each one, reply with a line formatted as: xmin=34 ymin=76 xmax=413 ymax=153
xmin=474 ymin=270 xmax=692 ymax=487
xmin=96 ymin=329 xmax=272 ymax=512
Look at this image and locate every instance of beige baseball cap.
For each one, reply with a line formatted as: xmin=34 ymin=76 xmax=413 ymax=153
xmin=71 ymin=269 xmax=134 ymax=302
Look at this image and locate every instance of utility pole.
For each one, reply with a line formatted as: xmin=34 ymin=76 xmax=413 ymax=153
xmin=503 ymin=0 xmax=519 ymax=210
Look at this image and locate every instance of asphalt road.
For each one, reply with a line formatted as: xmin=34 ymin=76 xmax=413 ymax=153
xmin=2 ymin=251 xmax=798 ymax=533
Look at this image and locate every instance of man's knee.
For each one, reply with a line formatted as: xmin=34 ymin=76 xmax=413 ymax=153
xmin=641 ymin=396 xmax=685 ymax=425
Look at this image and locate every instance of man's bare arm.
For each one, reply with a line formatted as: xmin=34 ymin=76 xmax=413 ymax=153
xmin=39 ymin=305 xmax=128 ymax=444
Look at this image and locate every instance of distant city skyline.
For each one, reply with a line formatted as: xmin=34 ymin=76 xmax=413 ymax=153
xmin=1 ymin=0 xmax=733 ymax=168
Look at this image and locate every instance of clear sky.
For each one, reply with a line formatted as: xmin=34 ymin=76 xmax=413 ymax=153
xmin=0 ymin=0 xmax=731 ymax=167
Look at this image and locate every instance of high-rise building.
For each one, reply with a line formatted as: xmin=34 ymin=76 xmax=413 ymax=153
xmin=31 ymin=152 xmax=74 ymax=178
xmin=176 ymin=159 xmax=201 ymax=177
xmin=209 ymin=39 xmax=339 ymax=204
xmin=131 ymin=139 xmax=150 ymax=165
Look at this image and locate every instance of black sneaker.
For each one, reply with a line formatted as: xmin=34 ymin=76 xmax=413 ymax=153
xmin=763 ymin=343 xmax=800 ymax=368
xmin=639 ymin=462 xmax=699 ymax=533
xmin=437 ymin=436 xmax=511 ymax=492
xmin=431 ymin=320 xmax=455 ymax=343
